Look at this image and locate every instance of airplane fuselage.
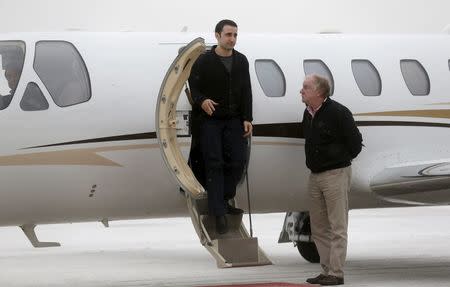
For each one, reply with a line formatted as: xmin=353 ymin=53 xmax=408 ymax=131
xmin=0 ymin=32 xmax=449 ymax=227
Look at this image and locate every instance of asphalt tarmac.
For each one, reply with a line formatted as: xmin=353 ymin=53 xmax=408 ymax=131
xmin=0 ymin=206 xmax=449 ymax=286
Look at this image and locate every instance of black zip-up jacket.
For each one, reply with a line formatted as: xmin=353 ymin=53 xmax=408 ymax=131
xmin=302 ymin=98 xmax=363 ymax=173
xmin=188 ymin=46 xmax=252 ymax=122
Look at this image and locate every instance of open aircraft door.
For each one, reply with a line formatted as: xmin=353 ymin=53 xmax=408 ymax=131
xmin=156 ymin=38 xmax=206 ymax=199
xmin=155 ymin=37 xmax=271 ymax=268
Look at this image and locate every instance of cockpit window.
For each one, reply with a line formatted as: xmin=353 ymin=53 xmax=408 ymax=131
xmin=0 ymin=41 xmax=25 ymax=110
xmin=303 ymin=59 xmax=334 ymax=96
xmin=20 ymin=82 xmax=49 ymax=111
xmin=34 ymin=41 xmax=91 ymax=107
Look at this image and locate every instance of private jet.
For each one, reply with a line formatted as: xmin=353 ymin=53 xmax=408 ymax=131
xmin=0 ymin=32 xmax=449 ymax=267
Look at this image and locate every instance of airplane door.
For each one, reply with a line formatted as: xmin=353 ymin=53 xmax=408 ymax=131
xmin=155 ymin=37 xmax=206 ymax=199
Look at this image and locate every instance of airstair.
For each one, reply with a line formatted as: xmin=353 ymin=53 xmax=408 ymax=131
xmin=186 ymin=195 xmax=271 ymax=267
xmin=156 ymin=37 xmax=271 ymax=268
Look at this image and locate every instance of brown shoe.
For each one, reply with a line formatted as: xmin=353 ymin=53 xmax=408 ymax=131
xmin=317 ymin=275 xmax=344 ymax=285
xmin=306 ymin=273 xmax=326 ymax=284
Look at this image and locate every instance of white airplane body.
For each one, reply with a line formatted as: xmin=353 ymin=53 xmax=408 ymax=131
xmin=0 ymin=32 xmax=449 ymax=258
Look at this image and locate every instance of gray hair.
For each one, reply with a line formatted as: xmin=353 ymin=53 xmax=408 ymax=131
xmin=311 ymin=74 xmax=331 ymax=98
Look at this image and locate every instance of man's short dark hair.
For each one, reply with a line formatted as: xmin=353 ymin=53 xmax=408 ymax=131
xmin=215 ymin=19 xmax=238 ymax=34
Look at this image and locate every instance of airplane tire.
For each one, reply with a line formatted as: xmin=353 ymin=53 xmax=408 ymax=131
xmin=297 ymin=241 xmax=320 ymax=263
xmin=297 ymin=215 xmax=319 ymax=263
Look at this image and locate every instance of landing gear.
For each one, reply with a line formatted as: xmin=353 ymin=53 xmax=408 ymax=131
xmin=297 ymin=241 xmax=319 ymax=263
xmin=296 ymin=216 xmax=319 ymax=263
xmin=278 ymin=211 xmax=320 ymax=263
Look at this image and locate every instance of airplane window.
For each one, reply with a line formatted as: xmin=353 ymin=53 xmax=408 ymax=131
xmin=400 ymin=59 xmax=430 ymax=96
xmin=351 ymin=60 xmax=382 ymax=96
xmin=255 ymin=59 xmax=286 ymax=97
xmin=20 ymin=82 xmax=49 ymax=111
xmin=34 ymin=41 xmax=91 ymax=107
xmin=303 ymin=60 xmax=334 ymax=96
xmin=0 ymin=41 xmax=25 ymax=110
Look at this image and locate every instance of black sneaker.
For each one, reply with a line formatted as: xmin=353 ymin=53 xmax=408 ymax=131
xmin=306 ymin=274 xmax=326 ymax=284
xmin=226 ymin=203 xmax=244 ymax=215
xmin=317 ymin=275 xmax=344 ymax=286
xmin=215 ymin=215 xmax=228 ymax=234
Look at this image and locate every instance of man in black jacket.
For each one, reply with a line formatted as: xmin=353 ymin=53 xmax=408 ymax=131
xmin=189 ymin=19 xmax=253 ymax=234
xmin=301 ymin=74 xmax=362 ymax=286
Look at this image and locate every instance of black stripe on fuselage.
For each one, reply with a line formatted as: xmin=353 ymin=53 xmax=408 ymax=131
xmin=23 ymin=120 xmax=450 ymax=149
xmin=23 ymin=132 xmax=157 ymax=149
xmin=357 ymin=121 xmax=450 ymax=128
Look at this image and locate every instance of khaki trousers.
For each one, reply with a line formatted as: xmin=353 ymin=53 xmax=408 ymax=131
xmin=308 ymin=166 xmax=351 ymax=278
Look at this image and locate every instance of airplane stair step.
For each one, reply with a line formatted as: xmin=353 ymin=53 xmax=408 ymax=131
xmin=213 ymin=237 xmax=259 ymax=265
xmin=186 ymin=194 xmax=272 ymax=268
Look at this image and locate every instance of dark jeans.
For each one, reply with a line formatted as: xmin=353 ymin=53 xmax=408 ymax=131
xmin=200 ymin=117 xmax=246 ymax=216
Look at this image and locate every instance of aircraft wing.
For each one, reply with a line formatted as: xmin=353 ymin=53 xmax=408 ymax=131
xmin=370 ymin=161 xmax=450 ymax=204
